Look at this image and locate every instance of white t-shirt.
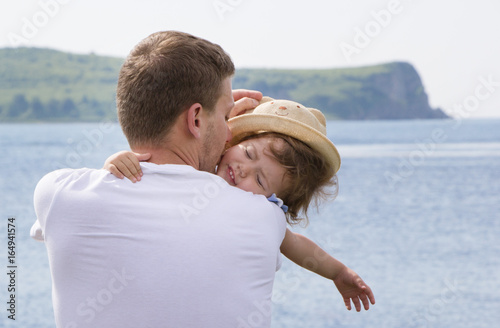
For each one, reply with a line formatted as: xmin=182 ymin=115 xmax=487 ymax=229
xmin=31 ymin=163 xmax=286 ymax=328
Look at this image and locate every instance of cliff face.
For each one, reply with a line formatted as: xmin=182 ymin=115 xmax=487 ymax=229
xmin=360 ymin=62 xmax=447 ymax=119
xmin=233 ymin=62 xmax=448 ymax=120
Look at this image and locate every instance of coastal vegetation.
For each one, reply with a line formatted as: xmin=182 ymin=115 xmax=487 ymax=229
xmin=0 ymin=47 xmax=447 ymax=122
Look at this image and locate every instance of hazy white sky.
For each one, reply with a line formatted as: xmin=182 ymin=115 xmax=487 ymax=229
xmin=1 ymin=0 xmax=499 ymax=118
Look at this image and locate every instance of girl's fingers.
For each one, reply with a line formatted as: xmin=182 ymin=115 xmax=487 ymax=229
xmin=135 ymin=152 xmax=151 ymax=162
xmin=115 ymin=160 xmax=137 ymax=183
xmin=344 ymin=298 xmax=352 ymax=311
xmin=352 ymin=296 xmax=362 ymax=312
xmin=123 ymin=156 xmax=141 ymax=181
xmin=108 ymin=165 xmax=124 ymax=179
xmin=361 ymin=293 xmax=371 ymax=310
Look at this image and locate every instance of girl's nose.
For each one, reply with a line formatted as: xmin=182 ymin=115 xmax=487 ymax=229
xmin=238 ymin=164 xmax=247 ymax=178
xmin=237 ymin=163 xmax=253 ymax=178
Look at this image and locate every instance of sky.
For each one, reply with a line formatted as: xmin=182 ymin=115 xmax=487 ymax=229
xmin=1 ymin=0 xmax=499 ymax=118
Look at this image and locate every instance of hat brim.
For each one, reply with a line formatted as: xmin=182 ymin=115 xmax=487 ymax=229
xmin=228 ymin=114 xmax=341 ymax=175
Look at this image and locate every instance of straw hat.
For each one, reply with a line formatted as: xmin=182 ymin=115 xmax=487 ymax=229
xmin=228 ymin=97 xmax=341 ymax=175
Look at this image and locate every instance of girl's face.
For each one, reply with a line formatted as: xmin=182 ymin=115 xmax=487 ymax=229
xmin=217 ymin=137 xmax=289 ymax=198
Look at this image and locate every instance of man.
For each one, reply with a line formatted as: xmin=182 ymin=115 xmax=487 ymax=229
xmin=31 ymin=31 xmax=286 ymax=328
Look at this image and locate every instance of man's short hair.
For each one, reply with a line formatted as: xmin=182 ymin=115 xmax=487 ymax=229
xmin=117 ymin=31 xmax=235 ymax=147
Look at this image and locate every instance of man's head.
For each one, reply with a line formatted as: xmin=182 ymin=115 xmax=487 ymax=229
xmin=117 ymin=30 xmax=235 ymax=168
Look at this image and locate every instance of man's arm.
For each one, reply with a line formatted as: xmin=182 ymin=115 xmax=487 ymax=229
xmin=280 ymin=228 xmax=375 ymax=311
xmin=31 ymin=170 xmax=64 ymax=241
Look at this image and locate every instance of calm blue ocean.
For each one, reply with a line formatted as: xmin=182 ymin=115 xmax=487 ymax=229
xmin=1 ymin=119 xmax=499 ymax=327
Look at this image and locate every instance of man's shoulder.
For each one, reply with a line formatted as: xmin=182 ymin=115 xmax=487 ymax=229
xmin=38 ymin=167 xmax=105 ymax=187
xmin=217 ymin=188 xmax=287 ymax=246
xmin=33 ymin=168 xmax=108 ymax=240
xmin=221 ymin=186 xmax=287 ymax=219
xmin=35 ymin=168 xmax=111 ymax=201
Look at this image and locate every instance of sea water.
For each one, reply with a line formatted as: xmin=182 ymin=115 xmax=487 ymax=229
xmin=0 ymin=119 xmax=499 ymax=327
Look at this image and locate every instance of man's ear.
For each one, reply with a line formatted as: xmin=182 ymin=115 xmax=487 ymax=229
xmin=186 ymin=103 xmax=203 ymax=139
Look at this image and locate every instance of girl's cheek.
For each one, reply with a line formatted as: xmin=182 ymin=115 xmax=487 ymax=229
xmin=237 ymin=180 xmax=260 ymax=195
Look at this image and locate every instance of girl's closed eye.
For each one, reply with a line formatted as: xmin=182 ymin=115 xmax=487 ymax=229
xmin=256 ymin=175 xmax=264 ymax=188
xmin=245 ymin=147 xmax=251 ymax=159
xmin=243 ymin=145 xmax=265 ymax=189
xmin=245 ymin=145 xmax=256 ymax=159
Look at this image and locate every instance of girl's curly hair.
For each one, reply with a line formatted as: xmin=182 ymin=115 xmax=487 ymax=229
xmin=242 ymin=132 xmax=338 ymax=226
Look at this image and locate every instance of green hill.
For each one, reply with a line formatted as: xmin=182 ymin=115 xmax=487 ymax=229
xmin=0 ymin=47 xmax=123 ymax=122
xmin=0 ymin=47 xmax=448 ymax=122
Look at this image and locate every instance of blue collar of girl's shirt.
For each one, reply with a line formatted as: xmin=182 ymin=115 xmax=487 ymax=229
xmin=267 ymin=193 xmax=288 ymax=213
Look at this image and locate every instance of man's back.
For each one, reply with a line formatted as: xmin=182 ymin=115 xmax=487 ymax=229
xmin=32 ymin=163 xmax=286 ymax=328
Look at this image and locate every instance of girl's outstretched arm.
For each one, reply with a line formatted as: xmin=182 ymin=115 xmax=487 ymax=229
xmin=280 ymin=228 xmax=375 ymax=311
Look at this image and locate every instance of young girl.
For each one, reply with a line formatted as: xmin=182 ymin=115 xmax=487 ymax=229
xmin=105 ymin=98 xmax=375 ymax=312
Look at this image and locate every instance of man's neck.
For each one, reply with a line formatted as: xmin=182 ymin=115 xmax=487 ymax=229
xmin=132 ymin=145 xmax=200 ymax=169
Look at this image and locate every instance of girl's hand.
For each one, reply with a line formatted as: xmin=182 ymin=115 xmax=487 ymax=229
xmin=103 ymin=151 xmax=151 ymax=183
xmin=333 ymin=266 xmax=375 ymax=312
xmin=230 ymin=89 xmax=262 ymax=118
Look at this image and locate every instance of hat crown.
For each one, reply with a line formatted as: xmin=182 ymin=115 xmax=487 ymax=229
xmin=253 ymin=99 xmax=327 ymax=135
